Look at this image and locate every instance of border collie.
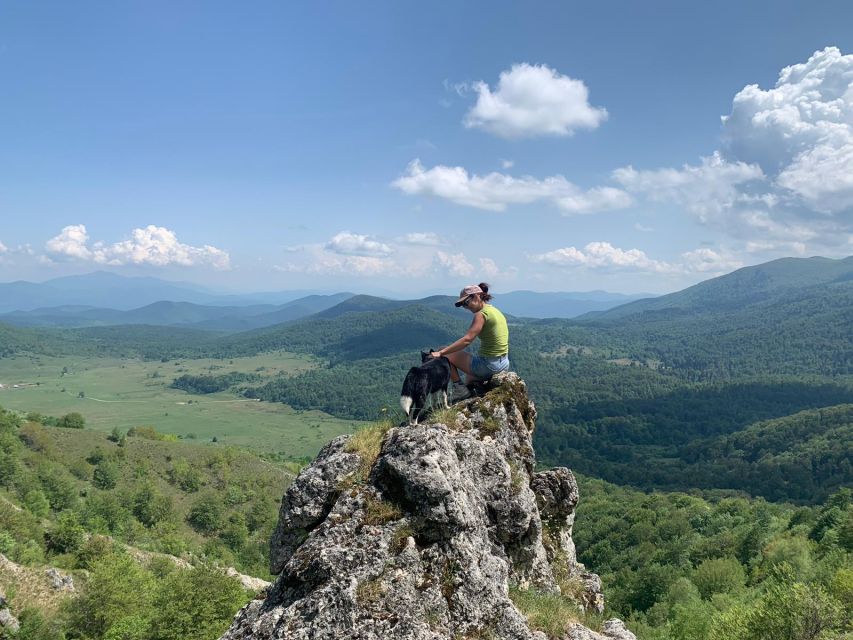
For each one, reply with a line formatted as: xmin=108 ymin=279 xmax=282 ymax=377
xmin=399 ymin=351 xmax=453 ymax=424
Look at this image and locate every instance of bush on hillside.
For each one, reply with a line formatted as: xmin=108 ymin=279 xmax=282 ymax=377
xmin=58 ymin=412 xmax=85 ymax=429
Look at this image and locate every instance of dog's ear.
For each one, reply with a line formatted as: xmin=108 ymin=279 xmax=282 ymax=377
xmin=420 ymin=350 xmax=430 ymax=363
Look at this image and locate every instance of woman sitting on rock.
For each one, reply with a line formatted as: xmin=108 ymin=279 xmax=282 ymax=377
xmin=430 ymin=282 xmax=509 ymax=401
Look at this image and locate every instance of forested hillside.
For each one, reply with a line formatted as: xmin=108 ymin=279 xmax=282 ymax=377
xmin=1 ymin=255 xmax=852 ymax=503
xmin=573 ymin=477 xmax=853 ymax=640
xmin=0 ymin=404 xmax=288 ymax=638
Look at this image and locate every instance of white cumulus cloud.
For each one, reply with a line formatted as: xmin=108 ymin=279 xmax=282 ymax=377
xmin=324 ymin=232 xmax=393 ymax=257
xmin=0 ymin=241 xmax=7 ymax=253
xmin=45 ymin=224 xmax=93 ymax=260
xmin=464 ymin=63 xmax=608 ymax=139
xmin=530 ymin=242 xmax=675 ymax=273
xmin=721 ymin=46 xmax=853 ymax=217
xmin=393 ymin=159 xmax=630 ymax=214
xmin=45 ymin=224 xmax=231 ymax=269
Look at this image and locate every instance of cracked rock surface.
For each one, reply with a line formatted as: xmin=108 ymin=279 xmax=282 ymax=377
xmin=221 ymin=372 xmax=630 ymax=640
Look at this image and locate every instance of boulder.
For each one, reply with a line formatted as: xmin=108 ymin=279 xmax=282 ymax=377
xmin=221 ymin=372 xmax=630 ymax=640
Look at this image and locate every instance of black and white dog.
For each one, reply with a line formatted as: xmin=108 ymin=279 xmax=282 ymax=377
xmin=400 ymin=351 xmax=453 ymax=425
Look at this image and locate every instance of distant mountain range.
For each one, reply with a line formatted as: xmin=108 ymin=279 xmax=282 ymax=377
xmin=0 ymin=271 xmax=341 ymax=313
xmin=0 ymin=271 xmax=652 ymax=327
xmin=581 ymin=255 xmax=853 ymax=321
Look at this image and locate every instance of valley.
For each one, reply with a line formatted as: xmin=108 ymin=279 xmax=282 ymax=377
xmin=0 ymin=352 xmax=361 ymax=457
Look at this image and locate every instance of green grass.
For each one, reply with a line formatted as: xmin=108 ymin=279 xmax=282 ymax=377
xmin=508 ymin=586 xmax=580 ymax=638
xmin=0 ymin=353 xmax=364 ymax=458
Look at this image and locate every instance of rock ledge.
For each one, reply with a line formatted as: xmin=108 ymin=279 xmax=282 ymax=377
xmin=221 ymin=372 xmax=633 ymax=640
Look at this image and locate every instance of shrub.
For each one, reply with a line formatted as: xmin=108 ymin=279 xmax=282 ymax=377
xmin=76 ymin=534 xmax=117 ymax=570
xmin=22 ymin=489 xmax=50 ymax=518
xmin=58 ymin=412 xmax=85 ymax=429
xmin=169 ymin=458 xmax=202 ymax=493
xmin=93 ymin=460 xmax=119 ymax=490
xmin=46 ymin=511 xmax=86 ymax=553
xmin=132 ymin=483 xmax=174 ymax=527
xmin=68 ymin=553 xmax=157 ymax=638
xmin=37 ymin=464 xmax=78 ymax=511
xmin=148 ymin=565 xmax=247 ymax=640
xmin=219 ymin=512 xmax=249 ymax=550
xmin=187 ymin=492 xmax=224 ymax=534
xmin=691 ymin=557 xmax=745 ymax=600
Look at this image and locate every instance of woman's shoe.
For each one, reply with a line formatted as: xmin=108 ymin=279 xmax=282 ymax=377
xmin=450 ymin=383 xmax=471 ymax=403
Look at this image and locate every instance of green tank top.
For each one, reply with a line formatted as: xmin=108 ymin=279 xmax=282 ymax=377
xmin=478 ymin=304 xmax=509 ymax=357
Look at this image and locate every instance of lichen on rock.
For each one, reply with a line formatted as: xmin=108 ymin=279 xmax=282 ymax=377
xmin=221 ymin=372 xmax=630 ymax=640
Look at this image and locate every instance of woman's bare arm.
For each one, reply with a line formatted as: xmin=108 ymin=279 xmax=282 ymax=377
xmin=432 ymin=313 xmax=484 ymax=357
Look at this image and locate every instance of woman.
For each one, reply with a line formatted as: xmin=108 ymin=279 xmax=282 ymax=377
xmin=430 ymin=282 xmax=509 ymax=400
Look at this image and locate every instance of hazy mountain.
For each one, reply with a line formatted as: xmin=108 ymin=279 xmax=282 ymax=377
xmin=0 ymin=294 xmax=355 ymax=332
xmin=0 ymin=271 xmax=344 ymax=313
xmin=493 ymin=290 xmax=653 ymax=318
xmin=582 ymin=255 xmax=853 ymax=322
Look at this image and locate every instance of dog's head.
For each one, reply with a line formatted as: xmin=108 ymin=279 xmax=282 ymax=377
xmin=421 ymin=349 xmax=437 ymax=363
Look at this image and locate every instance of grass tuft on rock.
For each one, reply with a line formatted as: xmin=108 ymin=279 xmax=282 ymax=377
xmin=344 ymin=419 xmax=394 ymax=483
xmin=362 ymin=494 xmax=402 ymax=526
xmin=389 ymin=523 xmax=414 ymax=554
xmin=356 ymin=576 xmax=384 ymax=606
xmin=429 ymin=406 xmax=460 ymax=428
xmin=509 ymin=585 xmax=580 ymax=638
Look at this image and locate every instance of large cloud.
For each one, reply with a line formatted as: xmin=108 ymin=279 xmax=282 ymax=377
xmin=45 ymin=224 xmax=231 ymax=269
xmin=722 ymin=46 xmax=853 ymax=217
xmin=464 ymin=63 xmax=608 ymax=139
xmin=393 ymin=159 xmax=631 ymax=213
xmin=606 ymin=47 xmax=853 ymax=254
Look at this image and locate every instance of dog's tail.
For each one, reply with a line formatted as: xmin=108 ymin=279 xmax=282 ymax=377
xmin=400 ymin=367 xmax=418 ymax=421
xmin=400 ymin=394 xmax=413 ymax=417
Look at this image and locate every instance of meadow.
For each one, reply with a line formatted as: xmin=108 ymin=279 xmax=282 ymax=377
xmin=0 ymin=351 xmax=363 ymax=458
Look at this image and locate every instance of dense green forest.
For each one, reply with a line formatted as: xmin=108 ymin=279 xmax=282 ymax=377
xmin=573 ymin=476 xmax=853 ymax=640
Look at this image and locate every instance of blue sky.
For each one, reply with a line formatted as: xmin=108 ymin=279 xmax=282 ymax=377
xmin=1 ymin=1 xmax=852 ymax=295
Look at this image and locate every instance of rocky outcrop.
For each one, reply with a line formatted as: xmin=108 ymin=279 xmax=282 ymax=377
xmin=221 ymin=372 xmax=631 ymax=640
xmin=45 ymin=567 xmax=74 ymax=591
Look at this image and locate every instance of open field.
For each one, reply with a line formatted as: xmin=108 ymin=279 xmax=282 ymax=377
xmin=0 ymin=352 xmax=364 ymax=458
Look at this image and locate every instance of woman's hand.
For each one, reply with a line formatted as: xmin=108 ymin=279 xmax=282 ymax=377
xmin=430 ymin=350 xmax=442 ymax=359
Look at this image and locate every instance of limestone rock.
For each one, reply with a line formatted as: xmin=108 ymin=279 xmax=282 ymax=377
xmin=221 ymin=372 xmax=628 ymax=640
xmin=565 ymin=619 xmax=636 ymax=640
xmin=0 ymin=608 xmax=19 ymax=633
xmin=45 ymin=567 xmax=74 ymax=591
xmin=225 ymin=567 xmax=271 ymax=592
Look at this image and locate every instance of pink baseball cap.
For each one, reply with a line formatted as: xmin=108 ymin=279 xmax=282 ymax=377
xmin=454 ymin=284 xmax=483 ymax=307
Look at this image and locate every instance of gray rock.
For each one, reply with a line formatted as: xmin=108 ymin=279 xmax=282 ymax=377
xmin=565 ymin=618 xmax=636 ymax=640
xmin=0 ymin=608 xmax=19 ymax=632
xmin=45 ymin=567 xmax=74 ymax=591
xmin=221 ymin=372 xmax=629 ymax=640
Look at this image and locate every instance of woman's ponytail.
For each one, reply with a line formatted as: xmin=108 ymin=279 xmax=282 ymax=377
xmin=478 ymin=282 xmax=493 ymax=303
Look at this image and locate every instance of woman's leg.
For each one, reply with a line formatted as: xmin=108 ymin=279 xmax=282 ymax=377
xmin=445 ymin=351 xmax=479 ymax=383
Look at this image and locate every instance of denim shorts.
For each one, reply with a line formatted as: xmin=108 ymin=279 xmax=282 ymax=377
xmin=470 ymin=353 xmax=510 ymax=380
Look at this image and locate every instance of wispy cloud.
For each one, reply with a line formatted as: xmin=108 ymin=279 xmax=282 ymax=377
xmin=324 ymin=231 xmax=393 ymax=257
xmin=393 ymin=159 xmax=631 ymax=214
